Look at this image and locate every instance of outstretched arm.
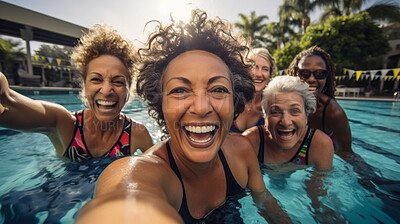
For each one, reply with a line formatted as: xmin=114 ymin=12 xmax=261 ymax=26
xmin=0 ymin=72 xmax=71 ymax=134
xmin=77 ymin=153 xmax=183 ymax=224
xmin=76 ymin=190 xmax=183 ymax=224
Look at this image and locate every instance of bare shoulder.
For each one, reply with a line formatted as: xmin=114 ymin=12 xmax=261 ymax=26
xmin=223 ymin=133 xmax=253 ymax=154
xmin=309 ymin=128 xmax=334 ymax=169
xmin=242 ymin=126 xmax=262 ymax=154
xmin=326 ymin=98 xmax=347 ymax=120
xmin=312 ymin=129 xmax=334 ymax=149
xmin=223 ymin=133 xmax=258 ymax=166
xmin=242 ymin=126 xmax=259 ymax=138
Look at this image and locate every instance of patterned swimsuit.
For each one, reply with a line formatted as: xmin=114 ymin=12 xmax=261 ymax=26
xmin=257 ymin=126 xmax=315 ymax=165
xmin=63 ymin=110 xmax=132 ymax=162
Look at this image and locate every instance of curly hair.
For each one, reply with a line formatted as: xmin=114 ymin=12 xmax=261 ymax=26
xmin=262 ymin=75 xmax=316 ymax=118
xmin=286 ymin=46 xmax=336 ymax=98
xmin=70 ymin=24 xmax=136 ymax=105
xmin=136 ymin=9 xmax=255 ymax=138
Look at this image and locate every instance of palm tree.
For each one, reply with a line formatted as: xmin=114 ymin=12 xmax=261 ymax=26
xmin=279 ymin=0 xmax=320 ymax=34
xmin=319 ymin=0 xmax=400 ymax=23
xmin=263 ymin=18 xmax=298 ymax=51
xmin=234 ymin=11 xmax=269 ymax=47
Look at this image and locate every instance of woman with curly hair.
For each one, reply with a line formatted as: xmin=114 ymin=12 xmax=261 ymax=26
xmin=0 ymin=24 xmax=153 ymax=162
xmin=77 ymin=10 xmax=292 ymax=224
xmin=287 ymin=46 xmax=352 ymax=155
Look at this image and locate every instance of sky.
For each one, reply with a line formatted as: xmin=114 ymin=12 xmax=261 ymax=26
xmin=1 ymin=0 xmax=322 ymax=51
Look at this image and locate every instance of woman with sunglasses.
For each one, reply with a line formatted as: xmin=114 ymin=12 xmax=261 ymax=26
xmin=287 ymin=46 xmax=352 ymax=156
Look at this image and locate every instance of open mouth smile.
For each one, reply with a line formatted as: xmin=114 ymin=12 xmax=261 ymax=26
xmin=184 ymin=124 xmax=218 ymax=146
xmin=96 ymin=100 xmax=117 ymax=110
xmin=277 ymin=128 xmax=296 ymax=140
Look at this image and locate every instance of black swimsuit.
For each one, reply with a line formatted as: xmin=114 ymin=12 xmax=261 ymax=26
xmin=166 ymin=141 xmax=244 ymax=223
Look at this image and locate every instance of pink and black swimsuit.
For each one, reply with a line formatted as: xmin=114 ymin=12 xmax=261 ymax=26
xmin=63 ymin=110 xmax=132 ymax=162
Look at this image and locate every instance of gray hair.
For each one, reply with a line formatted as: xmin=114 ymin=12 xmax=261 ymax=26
xmin=262 ymin=75 xmax=316 ymax=117
xmin=248 ymin=48 xmax=277 ymax=75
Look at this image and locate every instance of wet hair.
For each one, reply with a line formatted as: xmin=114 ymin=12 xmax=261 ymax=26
xmin=248 ymin=48 xmax=277 ymax=75
xmin=136 ymin=9 xmax=255 ymax=138
xmin=262 ymin=75 xmax=316 ymax=117
xmin=70 ymin=24 xmax=136 ymax=105
xmin=287 ymin=46 xmax=336 ymax=98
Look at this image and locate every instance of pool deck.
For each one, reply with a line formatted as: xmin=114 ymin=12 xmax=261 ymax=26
xmin=9 ymin=85 xmax=399 ymax=102
xmin=10 ymin=85 xmax=81 ymax=95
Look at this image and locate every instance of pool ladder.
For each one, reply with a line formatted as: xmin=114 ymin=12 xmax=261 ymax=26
xmin=394 ymin=91 xmax=400 ymax=101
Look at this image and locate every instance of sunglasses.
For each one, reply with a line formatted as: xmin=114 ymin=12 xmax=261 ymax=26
xmin=296 ymin=69 xmax=328 ymax=80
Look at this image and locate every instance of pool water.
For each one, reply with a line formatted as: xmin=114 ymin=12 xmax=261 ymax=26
xmin=0 ymin=96 xmax=399 ymax=223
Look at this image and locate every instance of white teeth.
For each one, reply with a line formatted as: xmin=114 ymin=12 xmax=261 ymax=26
xmin=278 ymin=129 xmax=294 ymax=132
xmin=97 ymin=100 xmax=116 ymax=106
xmin=254 ymin=80 xmax=263 ymax=83
xmin=309 ymin=87 xmax=317 ymax=91
xmin=188 ymin=135 xmax=212 ymax=143
xmin=185 ymin=125 xmax=216 ymax=133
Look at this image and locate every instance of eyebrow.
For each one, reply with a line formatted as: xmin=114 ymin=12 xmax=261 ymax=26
xmin=87 ymin=72 xmax=126 ymax=78
xmin=165 ymin=75 xmax=230 ymax=86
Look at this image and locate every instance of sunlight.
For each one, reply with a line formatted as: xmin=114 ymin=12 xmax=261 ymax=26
xmin=156 ymin=0 xmax=195 ymax=22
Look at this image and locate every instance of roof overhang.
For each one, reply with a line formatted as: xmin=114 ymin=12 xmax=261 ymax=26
xmin=0 ymin=1 xmax=87 ymax=47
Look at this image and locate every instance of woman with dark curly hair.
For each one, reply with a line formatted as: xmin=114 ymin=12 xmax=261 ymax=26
xmin=77 ymin=10 xmax=292 ymax=224
xmin=287 ymin=46 xmax=352 ymax=155
xmin=0 ymin=24 xmax=153 ymax=162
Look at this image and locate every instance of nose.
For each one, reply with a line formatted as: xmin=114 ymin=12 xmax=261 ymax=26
xmin=100 ymin=81 xmax=114 ymax=96
xmin=306 ymin=72 xmax=317 ymax=83
xmin=253 ymin=67 xmax=262 ymax=78
xmin=190 ymin=92 xmax=212 ymax=117
xmin=280 ymin=112 xmax=292 ymax=126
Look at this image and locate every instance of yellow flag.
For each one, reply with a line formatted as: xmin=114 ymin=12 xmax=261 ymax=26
xmin=56 ymin=59 xmax=62 ymax=66
xmin=356 ymin=71 xmax=363 ymax=81
xmin=344 ymin=68 xmax=348 ymax=74
xmin=34 ymin=55 xmax=39 ymax=61
xmin=393 ymin=68 xmax=400 ymax=79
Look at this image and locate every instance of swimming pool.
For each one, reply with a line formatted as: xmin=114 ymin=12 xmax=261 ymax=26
xmin=0 ymin=95 xmax=399 ymax=223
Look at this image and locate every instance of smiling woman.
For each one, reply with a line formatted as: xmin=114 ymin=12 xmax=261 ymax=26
xmin=76 ymin=9 xmax=293 ymax=224
xmin=0 ymin=24 xmax=154 ymax=162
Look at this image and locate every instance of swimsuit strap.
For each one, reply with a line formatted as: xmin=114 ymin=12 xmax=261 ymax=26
xmin=257 ymin=126 xmax=265 ymax=163
xmin=289 ymin=127 xmax=315 ymax=165
xmin=166 ymin=141 xmax=243 ymax=223
xmin=166 ymin=142 xmax=195 ymax=222
xmin=218 ymin=149 xmax=244 ymax=196
xmin=322 ymin=97 xmax=332 ymax=133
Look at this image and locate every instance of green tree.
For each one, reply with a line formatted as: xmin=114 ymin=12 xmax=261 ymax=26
xmin=279 ymin=0 xmax=320 ymax=33
xmin=263 ymin=18 xmax=298 ymax=52
xmin=234 ymin=11 xmax=269 ymax=47
xmin=319 ymin=0 xmax=400 ymax=23
xmin=301 ymin=12 xmax=391 ymax=71
xmin=0 ymin=37 xmax=25 ymax=69
xmin=34 ymin=44 xmax=72 ymax=62
xmin=274 ymin=40 xmax=302 ymax=71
